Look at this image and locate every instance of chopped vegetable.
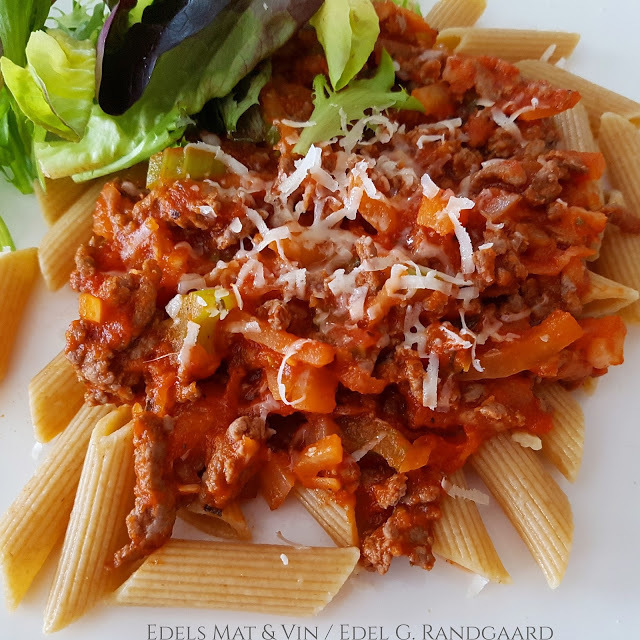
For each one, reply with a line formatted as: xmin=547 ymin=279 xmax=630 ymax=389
xmin=146 ymin=146 xmax=226 ymax=188
xmin=310 ymin=0 xmax=380 ymax=91
xmin=1 ymin=30 xmax=96 ymax=142
xmin=293 ymin=50 xmax=423 ymax=155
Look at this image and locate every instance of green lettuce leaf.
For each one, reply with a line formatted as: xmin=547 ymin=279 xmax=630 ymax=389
xmin=390 ymin=0 xmax=422 ymax=15
xmin=0 ymin=86 xmax=38 ymax=194
xmin=36 ymin=1 xmax=310 ymax=181
xmin=310 ymin=0 xmax=379 ymax=91
xmin=1 ymin=30 xmax=96 ymax=142
xmin=0 ymin=0 xmax=49 ymax=64
xmin=0 ymin=0 xmax=51 ymax=193
xmin=49 ymin=0 xmax=109 ymax=42
xmin=293 ymin=50 xmax=424 ymax=155
xmin=217 ymin=61 xmax=272 ymax=133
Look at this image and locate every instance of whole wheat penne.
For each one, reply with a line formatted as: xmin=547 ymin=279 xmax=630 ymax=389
xmin=0 ymin=247 xmax=38 ymax=382
xmin=113 ymin=540 xmax=359 ymax=616
xmin=553 ymin=102 xmax=598 ymax=153
xmin=38 ymin=180 xmax=105 ymax=291
xmin=516 ymin=60 xmax=640 ymax=132
xmin=425 ymin=0 xmax=486 ymax=30
xmin=592 ymin=116 xmax=640 ymax=321
xmin=535 ymin=384 xmax=585 ymax=483
xmin=34 ymin=177 xmax=92 ymax=226
xmin=43 ymin=420 xmax=135 ymax=633
xmin=179 ymin=502 xmax=251 ymax=540
xmin=471 ymin=434 xmax=573 ymax=589
xmin=433 ymin=469 xmax=510 ymax=583
xmin=0 ymin=404 xmax=127 ymax=609
xmin=293 ymin=484 xmax=359 ymax=547
xmin=599 ymin=113 xmax=640 ymax=214
xmin=437 ymin=28 xmax=579 ymax=64
xmin=29 ymin=351 xmax=85 ymax=442
xmin=580 ymin=271 xmax=639 ymax=318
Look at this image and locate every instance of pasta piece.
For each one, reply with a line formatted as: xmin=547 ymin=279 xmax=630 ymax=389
xmin=535 ymin=383 xmax=585 ymax=483
xmin=593 ymin=116 xmax=640 ymax=321
xmin=433 ymin=469 xmax=510 ymax=583
xmin=38 ymin=180 xmax=105 ymax=291
xmin=293 ymin=484 xmax=359 ymax=547
xmin=470 ymin=434 xmax=573 ymax=589
xmin=178 ymin=502 xmax=252 ymax=541
xmin=553 ymin=102 xmax=598 ymax=153
xmin=0 ymin=248 xmax=38 ymax=382
xmin=599 ymin=113 xmax=640 ymax=213
xmin=516 ymin=60 xmax=640 ymax=132
xmin=0 ymin=404 xmax=127 ymax=609
xmin=436 ymin=28 xmax=579 ymax=64
xmin=34 ymin=177 xmax=91 ymax=226
xmin=425 ymin=0 xmax=486 ymax=30
xmin=29 ymin=351 xmax=85 ymax=442
xmin=580 ymin=271 xmax=639 ymax=318
xmin=43 ymin=420 xmax=135 ymax=633
xmin=114 ymin=540 xmax=359 ymax=616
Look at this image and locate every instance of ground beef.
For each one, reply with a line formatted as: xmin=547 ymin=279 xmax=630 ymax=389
xmin=201 ymin=416 xmax=267 ymax=508
xmin=114 ymin=411 xmax=176 ymax=567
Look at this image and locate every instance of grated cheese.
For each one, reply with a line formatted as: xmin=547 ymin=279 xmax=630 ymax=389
xmin=511 ymin=431 xmax=543 ymax=450
xmin=421 ymin=173 xmax=440 ymax=198
xmin=444 ymin=196 xmax=476 ymax=274
xmin=277 ymin=339 xmax=312 ymax=407
xmin=186 ymin=142 xmax=249 ymax=175
xmin=348 ymin=286 xmax=369 ymax=322
xmin=280 ymin=145 xmax=322 ymax=199
xmin=177 ymin=273 xmax=207 ymax=294
xmin=441 ymin=477 xmax=490 ymax=505
xmin=178 ymin=321 xmax=200 ymax=370
xmin=540 ymin=43 xmax=557 ymax=62
xmin=422 ymin=353 xmax=439 ymax=409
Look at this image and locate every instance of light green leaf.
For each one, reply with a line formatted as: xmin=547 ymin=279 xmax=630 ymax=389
xmin=390 ymin=0 xmax=422 ymax=15
xmin=36 ymin=1 xmax=302 ymax=181
xmin=218 ymin=61 xmax=272 ymax=133
xmin=293 ymin=50 xmax=424 ymax=155
xmin=0 ymin=57 xmax=77 ymax=139
xmin=310 ymin=0 xmax=380 ymax=91
xmin=1 ymin=29 xmax=96 ymax=142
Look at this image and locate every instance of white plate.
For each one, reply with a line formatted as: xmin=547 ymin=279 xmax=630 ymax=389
xmin=1 ymin=1 xmax=639 ymax=639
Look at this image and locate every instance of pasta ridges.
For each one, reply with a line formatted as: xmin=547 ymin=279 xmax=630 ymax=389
xmin=114 ymin=540 xmax=359 ymax=615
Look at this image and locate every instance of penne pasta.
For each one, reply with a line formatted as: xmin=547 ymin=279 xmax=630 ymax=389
xmin=437 ymin=28 xmax=579 ymax=64
xmin=516 ymin=60 xmax=640 ymax=132
xmin=0 ymin=247 xmax=39 ymax=382
xmin=425 ymin=0 xmax=487 ymax=30
xmin=592 ymin=115 xmax=640 ymax=321
xmin=0 ymin=404 xmax=126 ymax=609
xmin=580 ymin=270 xmax=639 ymax=318
xmin=178 ymin=502 xmax=252 ymax=541
xmin=29 ymin=351 xmax=85 ymax=443
xmin=433 ymin=469 xmax=511 ymax=583
xmin=471 ymin=434 xmax=573 ymax=589
xmin=43 ymin=419 xmax=136 ymax=633
xmin=535 ymin=383 xmax=585 ymax=483
xmin=113 ymin=540 xmax=359 ymax=616
xmin=34 ymin=177 xmax=92 ymax=226
xmin=293 ymin=484 xmax=359 ymax=547
xmin=38 ymin=180 xmax=105 ymax=291
xmin=598 ymin=112 xmax=640 ymax=214
xmin=553 ymin=101 xmax=598 ymax=153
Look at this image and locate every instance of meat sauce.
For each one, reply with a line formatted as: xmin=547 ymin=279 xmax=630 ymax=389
xmin=66 ymin=2 xmax=631 ymax=572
